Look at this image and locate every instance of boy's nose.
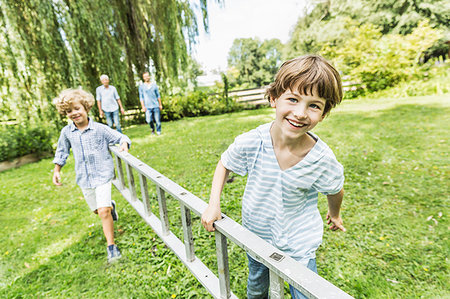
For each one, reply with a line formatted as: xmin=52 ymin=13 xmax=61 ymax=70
xmin=293 ymin=106 xmax=307 ymax=119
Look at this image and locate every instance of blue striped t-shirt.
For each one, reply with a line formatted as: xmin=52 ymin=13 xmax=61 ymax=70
xmin=221 ymin=122 xmax=344 ymax=265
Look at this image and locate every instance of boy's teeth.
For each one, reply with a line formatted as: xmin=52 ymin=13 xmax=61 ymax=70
xmin=288 ymin=119 xmax=304 ymax=127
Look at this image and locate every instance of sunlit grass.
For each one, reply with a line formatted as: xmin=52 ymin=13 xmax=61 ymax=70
xmin=1 ymin=93 xmax=449 ymax=298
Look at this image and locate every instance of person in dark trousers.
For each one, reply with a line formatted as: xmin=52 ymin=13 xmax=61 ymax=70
xmin=139 ymin=72 xmax=163 ymax=135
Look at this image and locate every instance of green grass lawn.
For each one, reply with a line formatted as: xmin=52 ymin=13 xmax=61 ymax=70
xmin=1 ymin=94 xmax=449 ymax=298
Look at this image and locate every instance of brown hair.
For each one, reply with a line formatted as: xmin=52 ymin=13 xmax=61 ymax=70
xmin=266 ymin=55 xmax=343 ymax=116
xmin=53 ymin=88 xmax=95 ymax=115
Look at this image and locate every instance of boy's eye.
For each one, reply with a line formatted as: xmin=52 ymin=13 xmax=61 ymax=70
xmin=310 ymin=104 xmax=322 ymax=109
xmin=288 ymin=98 xmax=298 ymax=103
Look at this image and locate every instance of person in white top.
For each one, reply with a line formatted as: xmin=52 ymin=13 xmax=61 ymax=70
xmin=96 ymin=74 xmax=125 ymax=133
xmin=202 ymin=55 xmax=346 ymax=299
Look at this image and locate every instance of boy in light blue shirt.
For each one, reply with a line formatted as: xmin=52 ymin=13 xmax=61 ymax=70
xmin=139 ymin=72 xmax=163 ymax=135
xmin=52 ymin=88 xmax=131 ymax=263
xmin=202 ymin=55 xmax=346 ymax=299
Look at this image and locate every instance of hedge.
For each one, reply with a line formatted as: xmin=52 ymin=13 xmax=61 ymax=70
xmin=0 ymin=125 xmax=54 ymax=162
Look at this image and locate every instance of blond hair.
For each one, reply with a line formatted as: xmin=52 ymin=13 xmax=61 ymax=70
xmin=53 ymin=88 xmax=95 ymax=115
xmin=266 ymin=55 xmax=343 ymax=116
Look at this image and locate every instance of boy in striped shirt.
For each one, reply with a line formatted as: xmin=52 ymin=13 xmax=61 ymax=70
xmin=202 ymin=55 xmax=346 ymax=299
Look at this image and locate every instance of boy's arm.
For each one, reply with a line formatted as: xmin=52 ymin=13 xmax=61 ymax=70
xmin=326 ymin=188 xmax=346 ymax=232
xmin=53 ymin=164 xmax=63 ymax=186
xmin=52 ymin=130 xmax=71 ymax=186
xmin=119 ymin=141 xmax=129 ymax=152
xmin=201 ymin=160 xmax=230 ymax=232
xmin=103 ymin=125 xmax=131 ymax=150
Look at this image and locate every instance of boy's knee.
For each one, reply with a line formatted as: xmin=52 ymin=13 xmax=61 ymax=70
xmin=97 ymin=207 xmax=111 ymax=219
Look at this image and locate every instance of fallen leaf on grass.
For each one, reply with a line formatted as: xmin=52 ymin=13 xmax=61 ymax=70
xmin=386 ymin=278 xmax=400 ymax=284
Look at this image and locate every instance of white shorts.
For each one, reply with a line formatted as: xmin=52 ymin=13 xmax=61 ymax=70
xmin=81 ymin=181 xmax=112 ymax=211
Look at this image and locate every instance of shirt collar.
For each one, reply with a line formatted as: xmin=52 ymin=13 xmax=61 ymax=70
xmin=258 ymin=121 xmax=326 ymax=163
xmin=259 ymin=122 xmax=273 ymax=148
xmin=70 ymin=118 xmax=94 ymax=132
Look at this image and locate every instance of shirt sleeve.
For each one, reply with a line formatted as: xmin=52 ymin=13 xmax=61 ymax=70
xmin=53 ymin=128 xmax=71 ymax=167
xmin=154 ymin=85 xmax=161 ymax=99
xmin=139 ymin=85 xmax=144 ymax=101
xmin=96 ymin=87 xmax=101 ymax=102
xmin=312 ymin=151 xmax=344 ymax=195
xmin=221 ymin=136 xmax=248 ymax=176
xmin=113 ymin=87 xmax=120 ymax=100
xmin=103 ymin=125 xmax=131 ymax=147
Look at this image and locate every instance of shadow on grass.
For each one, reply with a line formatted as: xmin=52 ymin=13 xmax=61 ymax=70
xmin=317 ymin=104 xmax=449 ymax=298
xmin=1 ymin=103 xmax=448 ymax=298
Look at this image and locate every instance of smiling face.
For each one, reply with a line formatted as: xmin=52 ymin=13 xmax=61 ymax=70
xmin=66 ymin=100 xmax=89 ymax=128
xmin=270 ymin=87 xmax=326 ymax=140
xmin=142 ymin=72 xmax=151 ymax=83
xmin=101 ymin=77 xmax=110 ymax=87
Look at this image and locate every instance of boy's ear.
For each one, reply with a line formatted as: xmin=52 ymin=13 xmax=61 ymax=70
xmin=270 ymin=96 xmax=276 ymax=108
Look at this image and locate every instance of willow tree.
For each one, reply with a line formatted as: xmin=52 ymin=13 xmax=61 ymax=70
xmin=0 ymin=0 xmax=215 ymax=126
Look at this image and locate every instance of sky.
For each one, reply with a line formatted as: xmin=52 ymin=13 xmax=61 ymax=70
xmin=192 ymin=0 xmax=308 ymax=74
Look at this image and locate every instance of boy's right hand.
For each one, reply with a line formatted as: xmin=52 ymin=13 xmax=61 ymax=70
xmin=53 ymin=171 xmax=62 ymax=186
xmin=201 ymin=205 xmax=222 ymax=232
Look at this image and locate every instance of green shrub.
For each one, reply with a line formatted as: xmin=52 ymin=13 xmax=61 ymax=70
xmin=323 ymin=19 xmax=443 ymax=94
xmin=361 ymin=63 xmax=450 ymax=99
xmin=0 ymin=124 xmax=54 ymax=162
xmin=161 ymin=90 xmax=243 ymax=121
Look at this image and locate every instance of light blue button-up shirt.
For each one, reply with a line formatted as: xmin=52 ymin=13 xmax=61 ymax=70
xmin=96 ymin=85 xmax=120 ymax=112
xmin=139 ymin=83 xmax=161 ymax=108
xmin=53 ymin=119 xmax=131 ymax=189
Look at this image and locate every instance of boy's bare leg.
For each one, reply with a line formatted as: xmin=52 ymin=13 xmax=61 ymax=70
xmin=97 ymin=207 xmax=115 ymax=245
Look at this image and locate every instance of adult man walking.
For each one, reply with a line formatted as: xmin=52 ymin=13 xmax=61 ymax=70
xmin=139 ymin=72 xmax=163 ymax=135
xmin=96 ymin=74 xmax=125 ymax=133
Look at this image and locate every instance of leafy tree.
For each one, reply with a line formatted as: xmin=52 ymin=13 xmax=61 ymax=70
xmin=227 ymin=37 xmax=283 ymax=88
xmin=0 ymin=0 xmax=217 ymax=126
xmin=322 ymin=20 xmax=443 ymax=92
xmin=365 ymin=0 xmax=450 ymax=34
xmin=286 ymin=0 xmax=450 ymax=59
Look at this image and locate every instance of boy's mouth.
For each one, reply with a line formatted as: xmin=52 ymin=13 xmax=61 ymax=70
xmin=287 ymin=119 xmax=306 ymax=128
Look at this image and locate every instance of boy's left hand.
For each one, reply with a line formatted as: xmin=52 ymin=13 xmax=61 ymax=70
xmin=326 ymin=212 xmax=346 ymax=232
xmin=119 ymin=142 xmax=129 ymax=152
